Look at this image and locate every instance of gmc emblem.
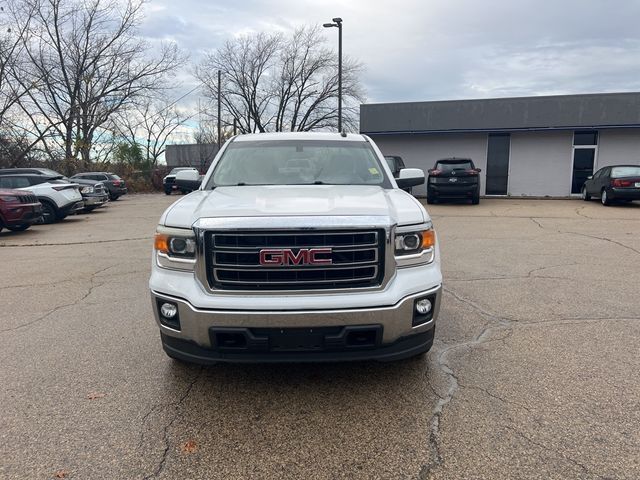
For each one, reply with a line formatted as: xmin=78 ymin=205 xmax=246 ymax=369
xmin=259 ymin=248 xmax=333 ymax=266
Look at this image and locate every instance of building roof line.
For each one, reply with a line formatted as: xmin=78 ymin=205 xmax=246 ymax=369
xmin=362 ymin=124 xmax=640 ymax=135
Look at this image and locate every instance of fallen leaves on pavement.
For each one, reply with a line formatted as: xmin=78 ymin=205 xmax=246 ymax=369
xmin=54 ymin=470 xmax=68 ymax=478
xmin=180 ymin=440 xmax=198 ymax=454
xmin=86 ymin=392 xmax=107 ymax=400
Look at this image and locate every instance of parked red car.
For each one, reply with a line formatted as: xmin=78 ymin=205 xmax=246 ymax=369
xmin=0 ymin=188 xmax=43 ymax=232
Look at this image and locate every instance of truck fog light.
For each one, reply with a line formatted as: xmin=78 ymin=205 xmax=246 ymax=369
xmin=415 ymin=298 xmax=432 ymax=315
xmin=160 ymin=302 xmax=178 ymax=318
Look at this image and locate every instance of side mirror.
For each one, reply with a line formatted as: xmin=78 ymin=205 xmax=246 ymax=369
xmin=476 ymin=168 xmax=482 ymax=173
xmin=396 ymin=168 xmax=425 ymax=189
xmin=175 ymin=170 xmax=202 ymax=191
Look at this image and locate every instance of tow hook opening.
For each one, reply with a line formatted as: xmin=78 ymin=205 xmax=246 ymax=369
xmin=215 ymin=332 xmax=248 ymax=349
xmin=346 ymin=329 xmax=377 ymax=347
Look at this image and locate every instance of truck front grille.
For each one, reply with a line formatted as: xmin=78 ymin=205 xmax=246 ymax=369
xmin=206 ymin=229 xmax=385 ymax=290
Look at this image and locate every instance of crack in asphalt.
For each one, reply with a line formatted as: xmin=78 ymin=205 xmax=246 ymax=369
xmin=527 ymin=217 xmax=640 ymax=257
xmin=563 ymin=231 xmax=640 ymax=257
xmin=0 ymin=236 xmax=151 ymax=248
xmin=0 ymin=264 xmax=118 ymax=333
xmin=0 ymin=268 xmax=145 ymax=291
xmin=143 ymin=368 xmax=203 ymax=480
xmin=446 ymin=262 xmax=581 ymax=283
xmin=503 ymin=424 xmax=608 ymax=480
xmin=418 ymin=286 xmax=637 ymax=479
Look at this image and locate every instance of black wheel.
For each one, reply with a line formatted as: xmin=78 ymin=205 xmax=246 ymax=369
xmin=472 ymin=191 xmax=480 ymax=205
xmin=426 ymin=193 xmax=437 ymax=204
xmin=39 ymin=201 xmax=57 ymax=224
xmin=6 ymin=224 xmax=30 ymax=232
xmin=581 ymin=186 xmax=591 ymax=201
xmin=165 ymin=189 xmax=172 ymax=195
xmin=110 ymin=195 xmax=120 ymax=201
xmin=601 ymin=189 xmax=612 ymax=206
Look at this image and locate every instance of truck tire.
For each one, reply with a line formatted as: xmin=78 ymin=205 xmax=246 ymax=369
xmin=472 ymin=190 xmax=480 ymax=205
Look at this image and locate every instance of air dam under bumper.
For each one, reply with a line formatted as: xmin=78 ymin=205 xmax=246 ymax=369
xmin=151 ymin=287 xmax=441 ymax=363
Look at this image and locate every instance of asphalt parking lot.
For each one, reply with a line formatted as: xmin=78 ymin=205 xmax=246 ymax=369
xmin=1 ymin=195 xmax=639 ymax=479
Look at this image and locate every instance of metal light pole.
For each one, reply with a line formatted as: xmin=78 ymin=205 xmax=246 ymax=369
xmin=217 ymin=70 xmax=222 ymax=150
xmin=323 ymin=17 xmax=343 ymax=132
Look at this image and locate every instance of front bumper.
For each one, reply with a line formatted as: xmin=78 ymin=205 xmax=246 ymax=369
xmin=60 ymin=201 xmax=84 ymax=215
xmin=152 ymin=286 xmax=441 ymax=363
xmin=161 ymin=328 xmax=435 ymax=363
xmin=82 ymin=194 xmax=109 ymax=207
xmin=4 ymin=203 xmax=43 ymax=226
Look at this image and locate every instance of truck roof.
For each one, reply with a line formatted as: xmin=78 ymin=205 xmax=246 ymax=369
xmin=233 ymin=132 xmax=367 ymax=142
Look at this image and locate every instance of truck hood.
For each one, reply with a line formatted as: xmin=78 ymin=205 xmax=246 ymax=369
xmin=160 ymin=185 xmax=427 ymax=229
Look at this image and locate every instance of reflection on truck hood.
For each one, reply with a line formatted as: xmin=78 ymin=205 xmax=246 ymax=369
xmin=161 ymin=185 xmax=427 ymax=229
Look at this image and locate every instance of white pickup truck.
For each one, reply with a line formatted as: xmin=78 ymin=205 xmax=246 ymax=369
xmin=149 ymin=132 xmax=442 ymax=363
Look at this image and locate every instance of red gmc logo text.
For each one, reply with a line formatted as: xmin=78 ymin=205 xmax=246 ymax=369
xmin=259 ymin=248 xmax=333 ymax=266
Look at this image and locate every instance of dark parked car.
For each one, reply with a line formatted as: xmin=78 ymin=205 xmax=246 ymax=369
xmin=0 ymin=188 xmax=43 ymax=232
xmin=64 ymin=177 xmax=109 ymax=212
xmin=384 ymin=155 xmax=406 ymax=178
xmin=427 ymin=158 xmax=481 ymax=204
xmin=71 ymin=172 xmax=127 ymax=200
xmin=384 ymin=155 xmax=417 ymax=193
xmin=582 ymin=165 xmax=640 ymax=206
xmin=163 ymin=167 xmax=199 ymax=195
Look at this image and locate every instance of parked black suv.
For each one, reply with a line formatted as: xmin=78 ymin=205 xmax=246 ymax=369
xmin=427 ymin=158 xmax=481 ymax=204
xmin=71 ymin=172 xmax=127 ymax=200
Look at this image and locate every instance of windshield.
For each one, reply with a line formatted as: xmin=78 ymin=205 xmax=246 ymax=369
xmin=435 ymin=160 xmax=473 ymax=172
xmin=611 ymin=166 xmax=640 ymax=177
xmin=209 ymin=140 xmax=390 ymax=187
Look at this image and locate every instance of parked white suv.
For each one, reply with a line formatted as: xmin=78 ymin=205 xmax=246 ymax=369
xmin=0 ymin=173 xmax=83 ymax=224
xmin=149 ymin=132 xmax=442 ymax=363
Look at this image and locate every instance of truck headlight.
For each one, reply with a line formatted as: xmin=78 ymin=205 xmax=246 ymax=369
xmin=80 ymin=186 xmax=94 ymax=194
xmin=154 ymin=226 xmax=197 ymax=270
xmin=394 ymin=225 xmax=436 ymax=266
xmin=395 ymin=230 xmax=435 ymax=255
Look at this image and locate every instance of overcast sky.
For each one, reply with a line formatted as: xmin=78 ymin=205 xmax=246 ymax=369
xmin=139 ymin=0 xmax=640 ymax=134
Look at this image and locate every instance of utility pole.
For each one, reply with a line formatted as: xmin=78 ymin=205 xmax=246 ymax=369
xmin=323 ymin=17 xmax=343 ymax=132
xmin=217 ymin=70 xmax=222 ymax=150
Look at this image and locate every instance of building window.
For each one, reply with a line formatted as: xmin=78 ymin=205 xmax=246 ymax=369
xmin=571 ymin=130 xmax=598 ymax=194
xmin=573 ymin=131 xmax=598 ymax=146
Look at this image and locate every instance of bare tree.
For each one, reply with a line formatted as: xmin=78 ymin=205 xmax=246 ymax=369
xmin=113 ymin=98 xmax=191 ymax=167
xmin=197 ymin=32 xmax=281 ymax=134
xmin=11 ymin=0 xmax=181 ymax=171
xmin=196 ymin=25 xmax=364 ymax=135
